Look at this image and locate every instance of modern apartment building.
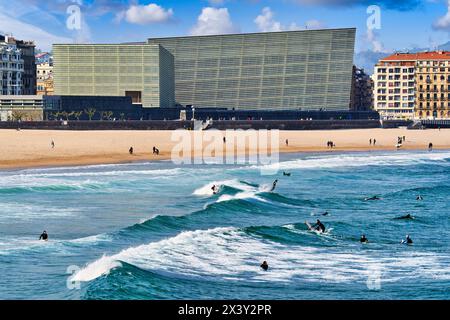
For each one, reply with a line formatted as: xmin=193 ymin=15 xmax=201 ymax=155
xmin=1 ymin=34 xmax=37 ymax=96
xmin=372 ymin=54 xmax=416 ymax=119
xmin=53 ymin=44 xmax=175 ymax=108
xmin=148 ymin=28 xmax=356 ymax=111
xmin=373 ymin=51 xmax=450 ymax=120
xmin=350 ymin=66 xmax=373 ymax=111
xmin=0 ymin=38 xmax=24 ymax=95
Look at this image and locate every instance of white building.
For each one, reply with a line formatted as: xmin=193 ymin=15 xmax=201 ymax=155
xmin=372 ymin=53 xmax=416 ymax=120
xmin=1 ymin=37 xmax=24 ymax=95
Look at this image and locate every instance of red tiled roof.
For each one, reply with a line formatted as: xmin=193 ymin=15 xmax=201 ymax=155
xmin=381 ymin=51 xmax=450 ymax=61
xmin=35 ymin=52 xmax=49 ymax=58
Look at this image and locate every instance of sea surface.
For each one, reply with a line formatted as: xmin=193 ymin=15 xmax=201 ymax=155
xmin=0 ymin=151 xmax=449 ymax=300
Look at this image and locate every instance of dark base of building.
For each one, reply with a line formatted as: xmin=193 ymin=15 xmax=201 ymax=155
xmin=43 ymin=96 xmax=380 ymax=122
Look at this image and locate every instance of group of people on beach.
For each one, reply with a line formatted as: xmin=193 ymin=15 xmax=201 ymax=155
xmin=326 ymin=141 xmax=335 ymax=149
xmin=128 ymin=146 xmax=160 ymax=155
xmin=369 ymin=138 xmax=377 ymax=146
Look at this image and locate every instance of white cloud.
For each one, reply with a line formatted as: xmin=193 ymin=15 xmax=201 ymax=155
xmin=208 ymin=0 xmax=227 ymax=5
xmin=0 ymin=12 xmax=72 ymax=51
xmin=305 ymin=19 xmax=326 ymax=30
xmin=433 ymin=0 xmax=450 ymax=30
xmin=190 ymin=7 xmax=239 ymax=36
xmin=121 ymin=3 xmax=174 ymax=25
xmin=254 ymin=7 xmax=325 ymax=32
xmin=366 ymin=28 xmax=384 ymax=52
xmin=254 ymin=7 xmax=283 ymax=32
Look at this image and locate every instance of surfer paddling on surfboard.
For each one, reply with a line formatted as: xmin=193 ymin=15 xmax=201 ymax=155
xmin=305 ymin=219 xmax=326 ymax=233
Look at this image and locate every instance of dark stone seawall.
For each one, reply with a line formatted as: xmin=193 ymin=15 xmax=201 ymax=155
xmin=0 ymin=120 xmax=381 ymax=131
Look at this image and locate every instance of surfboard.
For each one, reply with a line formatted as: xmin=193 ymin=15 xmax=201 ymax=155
xmin=305 ymin=221 xmax=313 ymax=231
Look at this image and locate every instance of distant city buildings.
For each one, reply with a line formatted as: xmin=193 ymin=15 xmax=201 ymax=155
xmin=350 ymin=66 xmax=373 ymax=111
xmin=373 ymin=51 xmax=450 ymax=120
xmin=36 ymin=62 xmax=54 ymax=96
xmin=35 ymin=52 xmax=53 ymax=65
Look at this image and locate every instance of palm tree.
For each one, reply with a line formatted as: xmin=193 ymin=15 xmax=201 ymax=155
xmin=51 ymin=112 xmax=60 ymax=120
xmin=100 ymin=111 xmax=114 ymax=121
xmin=60 ymin=111 xmax=69 ymax=121
xmin=73 ymin=111 xmax=83 ymax=120
xmin=106 ymin=111 xmax=114 ymax=121
xmin=84 ymin=108 xmax=96 ymax=121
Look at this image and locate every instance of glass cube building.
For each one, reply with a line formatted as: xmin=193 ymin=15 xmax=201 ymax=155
xmin=148 ymin=28 xmax=355 ymax=111
xmin=53 ymin=44 xmax=175 ymax=108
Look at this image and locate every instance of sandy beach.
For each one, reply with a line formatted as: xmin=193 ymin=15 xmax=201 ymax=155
xmin=0 ymin=128 xmax=449 ymax=170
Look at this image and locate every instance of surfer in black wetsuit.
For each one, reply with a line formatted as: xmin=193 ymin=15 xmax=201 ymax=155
xmin=360 ymin=234 xmax=369 ymax=243
xmin=270 ymin=180 xmax=278 ymax=192
xmin=322 ymin=211 xmax=329 ymax=216
xmin=260 ymin=261 xmax=269 ymax=271
xmin=211 ymin=185 xmax=219 ymax=194
xmin=365 ymin=195 xmax=380 ymax=201
xmin=402 ymin=235 xmax=413 ymax=245
xmin=312 ymin=219 xmax=326 ymax=233
xmin=283 ymin=172 xmax=291 ymax=176
xmin=416 ymin=195 xmax=423 ymax=201
xmin=395 ymin=214 xmax=414 ymax=220
xmin=39 ymin=231 xmax=48 ymax=241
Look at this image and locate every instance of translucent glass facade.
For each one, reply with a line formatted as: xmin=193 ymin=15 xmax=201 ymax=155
xmin=148 ymin=29 xmax=355 ymax=110
xmin=53 ymin=44 xmax=175 ymax=108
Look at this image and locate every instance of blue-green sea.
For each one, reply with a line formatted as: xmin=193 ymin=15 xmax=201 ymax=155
xmin=0 ymin=151 xmax=449 ymax=300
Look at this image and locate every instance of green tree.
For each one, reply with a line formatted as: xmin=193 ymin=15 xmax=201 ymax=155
xmin=84 ymin=108 xmax=96 ymax=121
xmin=73 ymin=111 xmax=83 ymax=120
xmin=11 ymin=110 xmax=26 ymax=122
xmin=100 ymin=111 xmax=114 ymax=121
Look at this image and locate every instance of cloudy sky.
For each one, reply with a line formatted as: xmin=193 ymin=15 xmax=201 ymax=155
xmin=1 ymin=0 xmax=450 ymax=69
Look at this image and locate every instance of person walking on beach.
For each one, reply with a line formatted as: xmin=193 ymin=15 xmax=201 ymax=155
xmin=373 ymin=139 xmax=376 ymax=146
xmin=51 ymin=140 xmax=55 ymax=149
xmin=285 ymin=139 xmax=289 ymax=147
xmin=369 ymin=138 xmax=372 ymax=146
xmin=428 ymin=142 xmax=433 ymax=151
xmin=129 ymin=147 xmax=134 ymax=155
xmin=223 ymin=137 xmax=226 ymax=144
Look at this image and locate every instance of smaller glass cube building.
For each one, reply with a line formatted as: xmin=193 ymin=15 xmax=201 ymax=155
xmin=53 ymin=44 xmax=175 ymax=108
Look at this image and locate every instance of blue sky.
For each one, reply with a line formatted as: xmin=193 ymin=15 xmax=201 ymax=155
xmin=1 ymin=0 xmax=450 ymax=65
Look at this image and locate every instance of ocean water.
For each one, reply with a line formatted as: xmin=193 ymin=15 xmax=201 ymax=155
xmin=0 ymin=151 xmax=449 ymax=300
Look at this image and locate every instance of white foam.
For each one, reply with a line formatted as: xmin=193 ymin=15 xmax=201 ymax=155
xmin=0 ymin=202 xmax=79 ymax=221
xmin=247 ymin=151 xmax=450 ymax=172
xmin=193 ymin=179 xmax=258 ymax=196
xmin=72 ymin=227 xmax=450 ymax=284
xmin=71 ymin=255 xmax=122 ymax=282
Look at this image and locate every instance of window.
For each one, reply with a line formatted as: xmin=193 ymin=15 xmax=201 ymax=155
xmin=125 ymin=91 xmax=142 ymax=104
